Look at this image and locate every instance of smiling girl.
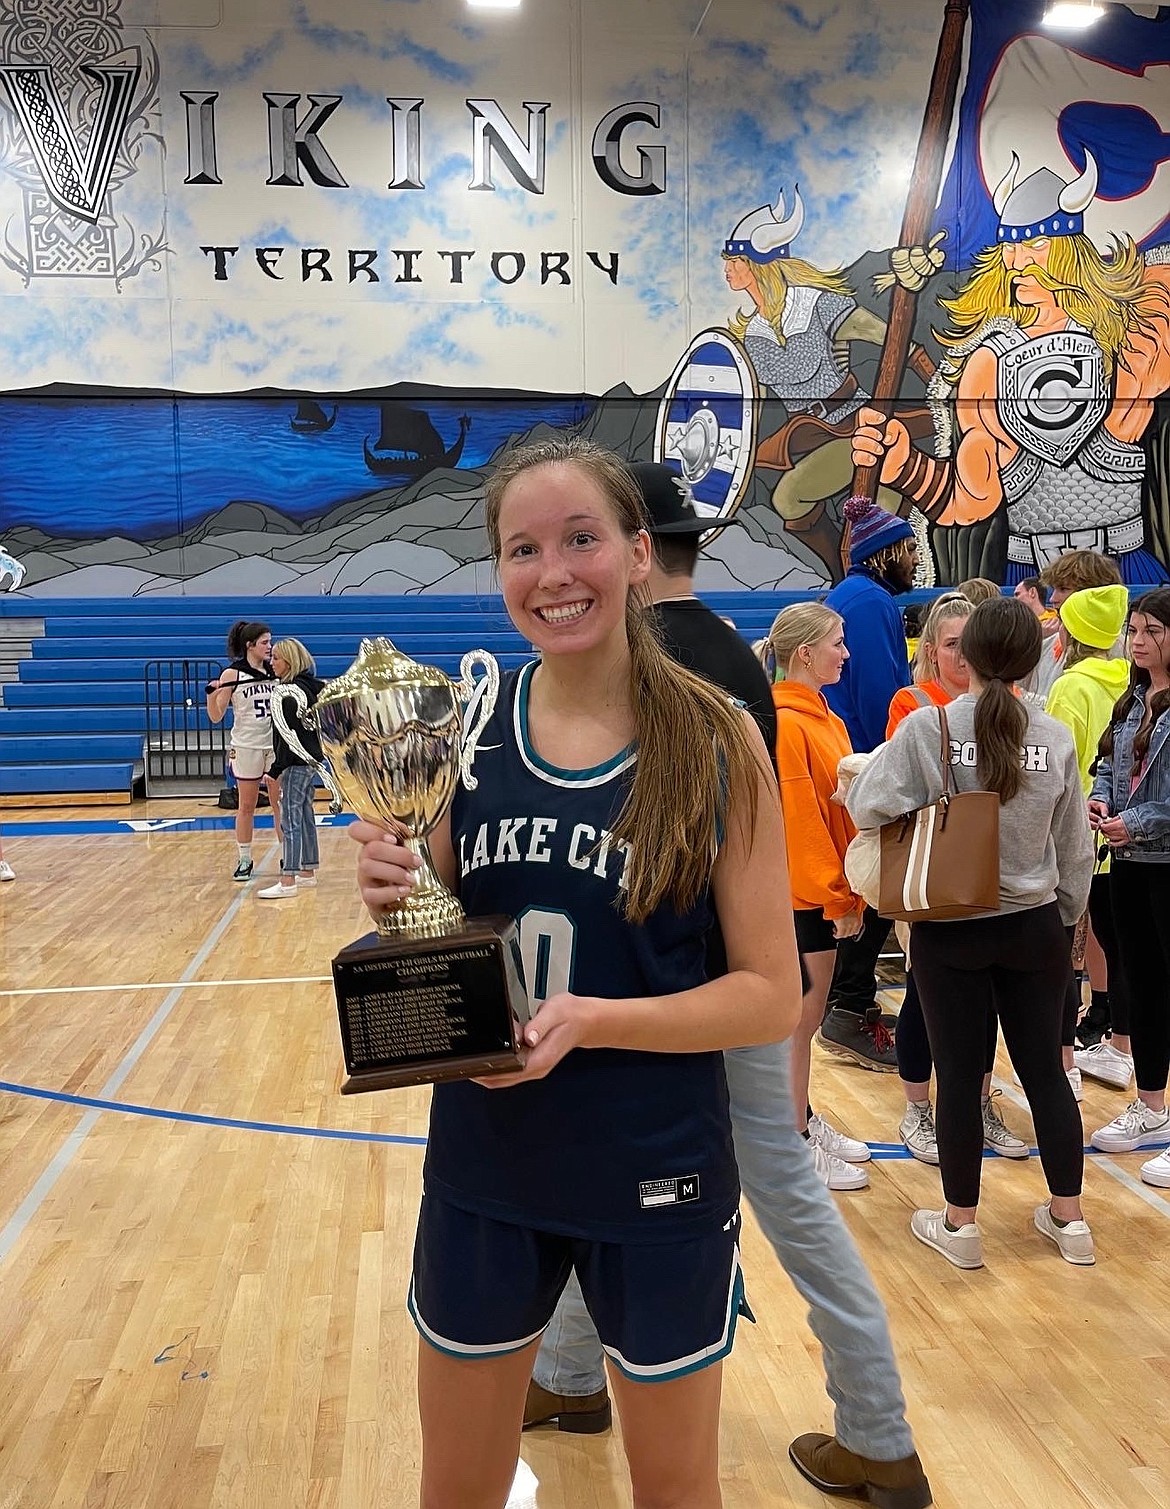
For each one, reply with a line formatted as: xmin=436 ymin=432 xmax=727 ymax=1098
xmin=349 ymin=438 xmax=800 ymax=1509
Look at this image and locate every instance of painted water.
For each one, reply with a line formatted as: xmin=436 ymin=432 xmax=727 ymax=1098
xmin=0 ymin=396 xmax=590 ymax=540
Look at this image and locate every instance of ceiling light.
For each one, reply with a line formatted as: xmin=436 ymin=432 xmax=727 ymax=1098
xmin=1043 ymin=2 xmax=1106 ymax=27
xmin=467 ymin=0 xmax=522 ymax=11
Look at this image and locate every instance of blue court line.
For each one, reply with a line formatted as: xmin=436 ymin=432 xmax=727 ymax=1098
xmin=0 ymin=1080 xmax=427 ymax=1146
xmin=3 ymin=1078 xmax=1167 ymax=1162
xmin=0 ymin=813 xmax=357 ymax=838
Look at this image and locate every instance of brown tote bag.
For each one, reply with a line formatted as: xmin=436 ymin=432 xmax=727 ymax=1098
xmin=878 ymin=705 xmax=1001 ymax=922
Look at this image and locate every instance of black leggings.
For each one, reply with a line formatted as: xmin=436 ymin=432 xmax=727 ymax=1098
xmin=895 ymin=967 xmax=998 ymax=1085
xmin=1087 ymin=869 xmax=1132 ymax=1038
xmin=1109 ymin=863 xmax=1170 ymax=1093
xmin=1062 ymin=927 xmax=1079 ymax=1050
xmin=912 ymin=905 xmax=1083 ymax=1209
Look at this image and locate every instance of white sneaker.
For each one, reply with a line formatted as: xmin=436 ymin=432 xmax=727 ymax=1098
xmin=982 ymin=1091 xmax=1029 ymax=1159
xmin=1090 ymin=1100 xmax=1170 ymax=1152
xmin=1140 ymin=1149 xmax=1170 ymax=1188
xmin=0 ymin=860 xmax=14 ymax=882
xmin=257 ymin=881 xmax=298 ymax=899
xmin=1074 ymin=1040 xmax=1134 ymax=1090
xmin=1066 ymin=1066 xmax=1083 ymax=1103
xmin=807 ymin=1113 xmax=871 ymax=1164
xmin=297 ymin=874 xmax=318 ymax=887
xmin=811 ymin=1140 xmax=869 ymax=1191
xmin=1034 ymin=1203 xmax=1095 ymax=1266
xmin=910 ymin=1209 xmax=983 ymax=1270
xmin=899 ymin=1101 xmax=940 ymax=1165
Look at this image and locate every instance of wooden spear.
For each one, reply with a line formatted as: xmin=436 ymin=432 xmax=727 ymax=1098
xmin=840 ymin=0 xmax=971 ymax=573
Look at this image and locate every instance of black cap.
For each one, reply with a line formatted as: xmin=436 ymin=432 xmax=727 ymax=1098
xmin=627 ymin=461 xmax=712 ymax=535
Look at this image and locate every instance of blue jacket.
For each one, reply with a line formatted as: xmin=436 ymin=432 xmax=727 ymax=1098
xmin=1089 ymin=687 xmax=1170 ymax=861
xmin=823 ymin=568 xmax=911 ymax=753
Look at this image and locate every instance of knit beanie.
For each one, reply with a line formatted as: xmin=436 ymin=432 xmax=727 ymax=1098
xmin=1059 ymin=584 xmax=1130 ymax=650
xmin=844 ymin=495 xmax=914 ymax=568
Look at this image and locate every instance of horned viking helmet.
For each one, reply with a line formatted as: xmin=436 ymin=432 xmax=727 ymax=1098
xmin=723 ymin=187 xmax=805 ymax=263
xmin=993 ymin=151 xmax=1098 ymax=243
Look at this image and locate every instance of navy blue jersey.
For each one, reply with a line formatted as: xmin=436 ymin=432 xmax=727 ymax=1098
xmin=424 ymin=661 xmax=738 ymax=1243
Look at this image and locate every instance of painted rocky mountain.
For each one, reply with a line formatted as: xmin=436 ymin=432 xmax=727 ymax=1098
xmin=2 ymin=249 xmax=943 ymax=597
xmin=2 ymin=399 xmax=826 ymax=597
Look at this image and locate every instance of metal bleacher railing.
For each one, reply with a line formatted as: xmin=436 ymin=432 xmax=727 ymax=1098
xmin=1 ymin=589 xmax=941 ymax=800
xmin=143 ymin=658 xmax=229 ymax=797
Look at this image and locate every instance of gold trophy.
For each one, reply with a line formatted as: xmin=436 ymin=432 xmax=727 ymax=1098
xmin=319 ymin=637 xmax=528 ymax=1091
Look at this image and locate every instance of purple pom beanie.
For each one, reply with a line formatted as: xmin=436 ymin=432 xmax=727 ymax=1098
xmin=844 ymin=494 xmax=915 ymax=568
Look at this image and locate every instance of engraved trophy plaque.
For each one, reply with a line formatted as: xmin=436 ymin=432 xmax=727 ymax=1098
xmin=319 ymin=638 xmax=528 ymax=1091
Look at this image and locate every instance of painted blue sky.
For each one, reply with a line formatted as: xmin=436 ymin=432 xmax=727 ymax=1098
xmin=4 ymin=0 xmax=1165 ymax=396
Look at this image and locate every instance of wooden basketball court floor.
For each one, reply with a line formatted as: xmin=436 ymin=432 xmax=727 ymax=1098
xmin=0 ymin=804 xmax=1167 ymax=1509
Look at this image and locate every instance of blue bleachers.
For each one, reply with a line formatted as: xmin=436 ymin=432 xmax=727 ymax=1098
xmin=0 ymin=592 xmax=810 ymax=799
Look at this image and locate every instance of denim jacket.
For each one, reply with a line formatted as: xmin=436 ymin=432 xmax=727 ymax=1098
xmin=1089 ymin=689 xmax=1170 ymax=861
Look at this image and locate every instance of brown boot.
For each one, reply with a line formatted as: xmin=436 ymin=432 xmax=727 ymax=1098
xmin=788 ymin=1433 xmax=932 ymax=1508
xmin=523 ymin=1379 xmax=612 ymax=1435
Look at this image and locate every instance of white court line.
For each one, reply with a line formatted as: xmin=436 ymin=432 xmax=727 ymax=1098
xmin=0 ymin=976 xmax=332 ymax=999
xmin=0 ymin=847 xmax=279 ymax=1266
xmin=991 ymin=1075 xmax=1170 ymax=1219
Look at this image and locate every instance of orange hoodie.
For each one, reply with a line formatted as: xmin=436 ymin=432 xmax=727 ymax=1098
xmin=771 ymin=681 xmax=860 ymax=920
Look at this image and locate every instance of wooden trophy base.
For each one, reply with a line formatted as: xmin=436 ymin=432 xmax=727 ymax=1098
xmin=332 ymin=914 xmax=528 ymax=1092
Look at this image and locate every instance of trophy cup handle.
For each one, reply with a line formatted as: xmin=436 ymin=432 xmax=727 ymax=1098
xmin=457 ymin=650 xmax=500 ymax=792
xmin=271 ymin=683 xmax=346 ymax=814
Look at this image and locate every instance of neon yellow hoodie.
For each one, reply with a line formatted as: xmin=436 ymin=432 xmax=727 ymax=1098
xmin=1046 ymin=655 xmax=1132 ymax=794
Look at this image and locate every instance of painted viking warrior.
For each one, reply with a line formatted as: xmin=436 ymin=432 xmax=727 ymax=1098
xmin=851 ymin=153 xmax=1170 ymax=584
xmin=721 ymin=188 xmax=939 ymax=579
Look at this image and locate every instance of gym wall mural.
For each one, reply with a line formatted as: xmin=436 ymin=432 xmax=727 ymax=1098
xmin=0 ymin=0 xmax=1167 ymax=598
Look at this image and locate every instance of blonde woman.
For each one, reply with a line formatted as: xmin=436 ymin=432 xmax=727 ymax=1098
xmin=351 ymin=438 xmax=801 ymax=1509
xmin=956 ymin=578 xmax=1001 ymax=606
xmin=259 ymin=638 xmax=327 ymax=900
xmin=764 ymin=603 xmax=869 ymax=1191
xmin=885 ymin=595 xmax=1025 ymax=1164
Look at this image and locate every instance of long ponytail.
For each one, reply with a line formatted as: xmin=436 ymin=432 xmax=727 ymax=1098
xmin=960 ymin=597 xmax=1041 ymax=805
xmin=972 ymin=678 xmax=1028 ymax=803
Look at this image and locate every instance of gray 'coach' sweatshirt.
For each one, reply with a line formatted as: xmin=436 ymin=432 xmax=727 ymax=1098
xmin=845 ymin=693 xmax=1094 ymax=926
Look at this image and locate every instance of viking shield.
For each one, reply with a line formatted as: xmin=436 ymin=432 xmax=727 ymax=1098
xmin=654 ymin=330 xmax=759 ymax=523
xmin=995 ymin=329 xmax=1108 ymax=468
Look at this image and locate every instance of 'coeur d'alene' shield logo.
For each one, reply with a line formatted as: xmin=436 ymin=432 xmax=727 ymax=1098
xmin=0 ymin=58 xmax=141 ymax=223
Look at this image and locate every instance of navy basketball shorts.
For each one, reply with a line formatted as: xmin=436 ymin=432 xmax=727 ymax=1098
xmin=408 ymin=1196 xmax=750 ymax=1383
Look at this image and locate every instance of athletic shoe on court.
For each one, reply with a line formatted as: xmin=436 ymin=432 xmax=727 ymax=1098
xmin=1066 ymin=1066 xmax=1083 ymax=1103
xmin=910 ymin=1209 xmax=983 ymax=1270
xmin=788 ymin=1433 xmax=934 ymax=1509
xmin=1139 ymin=1150 xmax=1170 ymax=1188
xmin=296 ymin=874 xmax=318 ymax=887
xmin=523 ymin=1380 xmax=612 ymax=1435
xmin=807 ymin=1113 xmax=871 ymax=1164
xmin=1033 ymin=1203 xmax=1095 ymax=1266
xmin=232 ymin=859 xmax=254 ymax=882
xmin=1090 ymin=1100 xmax=1170 ymax=1153
xmin=811 ymin=1140 xmax=869 ymax=1191
xmin=816 ymin=1009 xmax=898 ymax=1073
xmin=257 ymin=882 xmax=297 ymax=899
xmin=982 ymin=1091 xmax=1029 ymax=1159
xmin=900 ymin=1101 xmax=940 ymax=1165
xmin=1074 ymin=1040 xmax=1134 ymax=1090
xmin=0 ymin=860 xmax=14 ymax=882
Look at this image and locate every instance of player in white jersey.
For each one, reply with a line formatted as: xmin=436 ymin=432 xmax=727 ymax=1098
xmin=206 ymin=620 xmax=277 ymax=881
